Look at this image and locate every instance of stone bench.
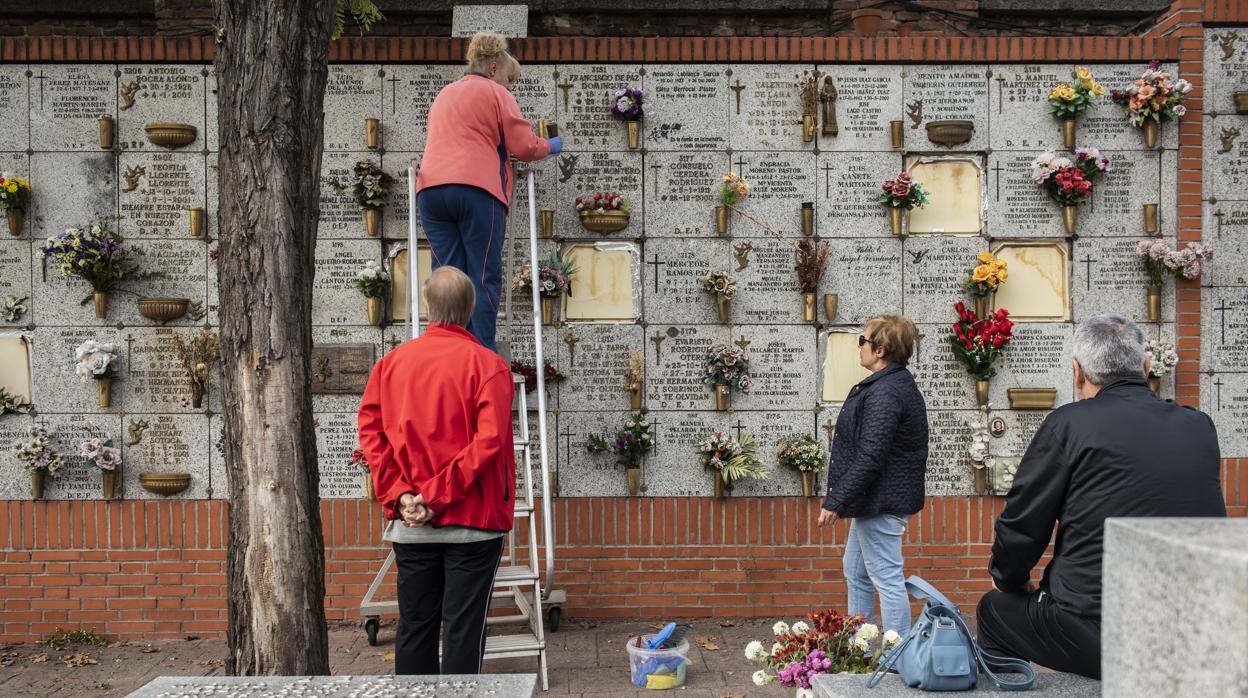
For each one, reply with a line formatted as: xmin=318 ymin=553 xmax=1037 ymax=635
xmin=127 ymin=674 xmax=536 ymax=697
xmin=813 ymin=671 xmax=1100 ymax=696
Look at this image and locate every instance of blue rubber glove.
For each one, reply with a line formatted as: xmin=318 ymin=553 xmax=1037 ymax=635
xmin=547 ymin=135 xmax=563 ymax=155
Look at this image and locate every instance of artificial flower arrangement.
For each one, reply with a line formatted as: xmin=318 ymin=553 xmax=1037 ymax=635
xmin=509 ymin=359 xmax=567 ymax=394
xmin=704 ymin=343 xmax=751 ymax=410
xmin=1073 ymin=146 xmax=1110 ymax=181
xmin=0 ymin=386 xmax=30 ymax=415
xmin=352 ymin=448 xmax=375 ymax=500
xmin=962 ymin=405 xmax=993 ymax=493
xmin=513 ymin=253 xmax=577 ymax=324
xmin=696 ymin=430 xmax=767 ymax=497
xmin=700 ymin=270 xmax=737 ymax=322
xmin=335 ymin=159 xmax=393 ymax=236
xmin=1136 ymin=239 xmax=1213 ymax=285
xmin=610 ymin=87 xmax=653 ymax=149
xmin=775 ymin=432 xmax=827 ymax=497
xmin=962 ymin=251 xmax=1008 ymax=319
xmin=79 ymin=419 xmax=123 ymax=499
xmin=0 ymin=173 xmax=31 ymax=236
xmin=574 ymin=192 xmax=631 ymax=233
xmin=1048 ymin=67 xmax=1105 ymax=147
xmin=14 ymin=424 xmax=64 ymax=499
xmin=586 ymin=413 xmax=653 ymax=495
xmin=1110 ymin=61 xmax=1192 ymax=147
xmin=714 ymin=172 xmax=750 ymax=234
xmin=76 ymin=339 xmax=119 ymax=408
xmin=353 ymin=260 xmax=390 ymax=326
xmin=1031 ymin=151 xmax=1094 ymax=234
xmin=950 ymin=301 xmax=1014 ymax=406
xmin=40 ymin=217 xmax=146 ymax=318
xmin=1 ymin=294 xmax=26 ymax=323
xmin=169 ymin=328 xmax=220 ymax=409
xmin=877 ymin=171 xmax=929 ymax=236
xmin=746 ymin=612 xmax=903 ymax=690
xmin=1144 ymin=339 xmax=1178 ymax=395
xmin=795 ymin=240 xmax=830 ymax=322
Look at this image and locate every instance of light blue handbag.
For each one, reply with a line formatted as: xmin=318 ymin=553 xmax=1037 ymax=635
xmin=868 ymin=576 xmax=1036 ymax=691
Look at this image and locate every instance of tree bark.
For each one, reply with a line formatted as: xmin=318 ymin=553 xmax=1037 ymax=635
xmin=213 ymin=0 xmax=335 ymax=676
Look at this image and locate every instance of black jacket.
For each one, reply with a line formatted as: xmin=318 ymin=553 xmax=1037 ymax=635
xmin=823 ymin=363 xmax=929 ymax=518
xmin=990 ymin=378 xmax=1226 ymax=616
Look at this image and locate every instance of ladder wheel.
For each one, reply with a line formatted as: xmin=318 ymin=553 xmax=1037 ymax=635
xmin=364 ymin=617 xmax=380 ymax=646
xmin=547 ymin=605 xmax=561 ymax=632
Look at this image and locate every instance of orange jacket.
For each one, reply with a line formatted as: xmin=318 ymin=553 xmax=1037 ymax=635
xmin=358 ymin=323 xmax=516 ymax=531
xmin=415 ymin=73 xmax=551 ymax=208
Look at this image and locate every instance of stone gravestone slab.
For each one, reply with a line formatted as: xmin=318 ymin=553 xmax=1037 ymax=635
xmin=1203 ymin=114 xmax=1248 ymax=203
xmin=639 ymin=237 xmax=731 ymax=325
xmin=644 ymin=324 xmax=732 ymax=411
xmin=733 ymin=236 xmax=806 ymax=325
xmin=642 ymin=151 xmax=730 ymax=238
xmin=0 ymin=66 xmax=29 ymax=151
xmin=0 ymin=240 xmax=32 ymax=327
xmin=116 ymin=64 xmax=206 ymax=152
xmin=987 ymin=64 xmax=1070 ymax=152
xmin=815 ymin=65 xmax=903 ymax=152
xmin=903 ymin=65 xmax=990 ymax=152
xmin=815 ymin=151 xmax=902 ymax=238
xmin=984 ymin=151 xmax=1065 ymax=238
xmin=0 ymin=414 xmax=35 ymax=500
xmin=311 ymin=326 xmax=381 ymax=413
xmin=909 ymin=323 xmax=977 ymax=411
xmin=116 ymin=328 xmax=214 ymax=414
xmin=817 ymin=237 xmax=903 ymax=326
xmin=1081 ymin=149 xmax=1159 ymax=238
xmin=313 ymin=238 xmax=387 ymax=327
xmin=1159 ymin=148 xmax=1178 ymax=239
xmin=452 ymin=5 xmax=529 ymax=37
xmin=991 ymin=407 xmax=1051 ymax=460
xmin=29 ymin=326 xmax=124 ymax=414
xmin=731 ymin=325 xmax=817 ymax=412
xmin=924 ymin=408 xmax=977 ymax=495
xmin=724 ymin=152 xmax=815 ymax=241
xmin=554 ymin=64 xmax=644 ymax=152
xmin=1205 ymin=28 xmax=1248 ymax=115
xmin=1079 ymin=63 xmax=1179 ymax=151
xmin=1201 ymin=371 xmax=1248 ymax=458
xmin=39 ymin=413 xmax=124 ymax=500
xmin=118 ymin=152 xmax=206 ymax=239
xmin=319 ymin=151 xmax=379 ymax=239
xmin=381 ymin=151 xmax=419 ymax=241
xmin=128 ymin=674 xmax=538 ymax=698
xmin=555 ymin=323 xmax=645 ymax=413
xmin=204 ymin=68 xmax=218 ymax=152
xmin=643 ymin=65 xmax=729 ymax=152
xmin=553 ymin=151 xmax=643 ymax=240
xmin=641 ymin=409 xmax=723 ymax=497
xmin=988 ymin=322 xmax=1074 ymax=409
xmin=553 ymin=409 xmax=634 ymax=497
xmin=506 ymin=160 xmax=557 ymax=243
xmin=901 ymin=235 xmax=987 ymax=325
xmin=725 ymin=409 xmax=817 ymax=497
xmin=315 ymin=412 xmax=367 ymax=499
xmin=1202 ymin=201 xmax=1248 ymax=287
xmin=324 ymin=65 xmax=383 ymax=153
xmin=29 ymin=64 xmax=115 ymax=151
xmin=29 ymin=152 xmax=115 ymax=237
xmin=380 ymin=65 xmax=460 ymax=153
xmin=512 ymin=410 xmax=552 ymax=498
xmin=509 ymin=69 xmax=556 ymax=132
xmin=1200 ymin=286 xmax=1248 ymax=373
xmin=1071 ymin=237 xmax=1175 ymax=323
xmin=728 ymin=64 xmax=809 ymax=152
xmin=122 ymin=413 xmax=211 ymax=499
xmin=119 ymin=239 xmax=208 ymax=327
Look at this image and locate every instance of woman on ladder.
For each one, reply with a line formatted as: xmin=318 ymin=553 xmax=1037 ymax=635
xmin=415 ymin=31 xmax=562 ymax=353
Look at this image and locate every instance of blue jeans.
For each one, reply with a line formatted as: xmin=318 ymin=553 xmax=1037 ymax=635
xmin=843 ymin=514 xmax=910 ymax=635
xmin=418 ymin=184 xmax=507 ymax=353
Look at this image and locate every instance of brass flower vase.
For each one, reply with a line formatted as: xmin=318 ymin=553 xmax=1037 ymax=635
xmin=626 ymin=467 xmax=641 ymax=497
xmin=626 ymin=120 xmax=640 ymax=150
xmin=714 ymin=474 xmax=728 ymax=498
xmin=714 ymin=383 xmax=729 ymax=411
xmin=715 ymin=206 xmax=729 ymax=235
xmin=366 ymin=297 xmax=384 ymax=326
xmin=191 ymin=382 xmax=204 ymax=409
xmin=1148 ymin=376 xmax=1161 ymax=396
xmin=540 ymin=209 xmax=555 ymax=238
xmin=31 ymin=470 xmax=45 ymax=500
xmin=889 ymin=120 xmax=904 ymax=149
xmin=974 ymin=467 xmax=988 ymax=495
xmin=1062 ymin=205 xmax=1078 ymax=236
xmin=801 ymin=471 xmax=814 ymax=497
xmin=1059 ymin=115 xmax=1076 ymax=150
xmin=98 ymin=116 xmax=115 ymax=150
xmin=362 ymin=207 xmax=381 ymax=237
xmin=716 ymin=296 xmax=730 ymax=323
xmin=801 ymin=114 xmax=816 ymax=143
xmin=974 ymin=295 xmax=990 ymax=321
xmin=802 ymin=292 xmax=817 ymax=323
xmin=364 ymin=472 xmax=375 ymax=501
xmin=823 ymin=293 xmax=838 ymax=323
xmin=189 ymin=207 xmax=205 ymax=237
xmin=364 ymin=118 xmax=380 ymax=149
xmin=93 ymin=291 xmax=109 ymax=319
xmin=975 ymin=379 xmax=990 ymax=407
xmin=629 ymin=386 xmax=642 ymax=410
xmin=800 ymin=203 xmax=814 ymax=237
xmin=889 ymin=207 xmax=904 ymax=236
xmin=102 ymin=469 xmax=117 ymax=499
xmin=1147 ymin=284 xmax=1161 ymax=322
xmin=6 ymin=208 xmax=23 ymax=236
xmin=1143 ymin=203 xmax=1158 ymax=235
xmin=1143 ymin=120 xmax=1159 ymax=148
xmin=96 ymin=376 xmax=113 ymax=408
xmin=541 ymin=296 xmax=557 ymax=325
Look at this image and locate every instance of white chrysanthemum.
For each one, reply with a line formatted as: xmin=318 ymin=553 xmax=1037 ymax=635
xmin=855 ymin=623 xmax=880 ymax=641
xmin=883 ymin=630 xmax=903 ymax=647
xmin=771 ymin=642 xmax=783 ymax=655
xmin=791 ymin=621 xmax=810 ymax=635
xmin=851 ymin=636 xmax=870 ymax=653
xmin=744 ymin=640 xmax=764 ymax=661
xmin=752 ymin=670 xmax=769 ymax=687
xmin=772 ymin=621 xmax=790 ymax=636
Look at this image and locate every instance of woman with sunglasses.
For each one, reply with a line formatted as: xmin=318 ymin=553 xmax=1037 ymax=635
xmin=817 ymin=315 xmax=929 ymax=637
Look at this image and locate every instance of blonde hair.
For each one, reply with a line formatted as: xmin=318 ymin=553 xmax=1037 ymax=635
xmin=424 ymin=266 xmax=475 ymax=327
xmin=865 ymin=314 xmax=919 ymax=366
xmin=466 ymin=32 xmax=518 ymax=78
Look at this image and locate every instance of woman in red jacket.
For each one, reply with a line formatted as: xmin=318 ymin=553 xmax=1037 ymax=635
xmin=415 ymin=31 xmax=561 ymax=353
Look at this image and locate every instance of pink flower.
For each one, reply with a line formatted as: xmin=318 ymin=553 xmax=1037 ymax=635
xmin=882 ymin=180 xmax=895 ymax=193
xmin=893 ymin=183 xmax=911 ymax=198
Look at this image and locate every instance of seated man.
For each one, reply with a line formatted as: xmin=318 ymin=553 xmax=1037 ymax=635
xmin=978 ymin=314 xmax=1225 ymax=679
xmin=358 ymin=265 xmax=516 ymax=676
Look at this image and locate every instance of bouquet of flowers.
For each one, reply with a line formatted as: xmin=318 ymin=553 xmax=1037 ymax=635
xmin=795 ymin=240 xmax=830 ymax=293
xmin=169 ymin=328 xmax=220 ymax=403
xmin=623 ymin=350 xmax=644 ymax=393
xmin=877 ymin=172 xmax=929 ymax=210
xmin=1074 ymin=146 xmax=1110 ymax=181
xmin=0 ymin=173 xmax=31 ymax=213
xmin=79 ymin=420 xmax=122 ymax=472
xmin=40 ymin=217 xmax=145 ymax=300
xmin=717 ymin=172 xmax=750 ymax=206
xmin=510 ymin=359 xmax=566 ymax=393
xmin=513 ymin=253 xmax=577 ymax=299
xmin=962 ymin=251 xmax=1008 ymax=298
xmin=585 ymin=413 xmax=653 ymax=468
xmin=574 ymin=191 xmax=628 ymax=213
xmin=609 ymin=87 xmax=654 ymax=120
xmin=699 ymin=271 xmax=737 ymax=302
xmin=1135 ymin=239 xmax=1213 ymax=284
xmin=351 ymin=448 xmax=368 ymax=471
xmin=14 ymin=425 xmax=64 ymax=477
xmin=353 ymin=260 xmax=389 ymax=298
xmin=696 ymin=430 xmax=767 ymax=488
xmin=336 ymin=159 xmax=394 ymax=209
xmin=1031 ymin=152 xmax=1091 ymax=206
xmin=1048 ymin=66 xmax=1105 ymax=118
xmin=75 ymin=340 xmax=118 ymax=381
xmin=0 ymin=386 xmax=30 ymax=415
xmin=746 ymin=611 xmax=903 ymax=688
xmin=775 ymin=433 xmax=826 ymax=473
xmin=950 ymin=301 xmax=1014 ymax=381
xmin=2 ymin=294 xmax=26 ymax=323
xmin=1110 ymin=61 xmax=1192 ymax=126
xmin=1144 ymin=339 xmax=1178 ymax=378
xmin=703 ymin=343 xmax=751 ymax=393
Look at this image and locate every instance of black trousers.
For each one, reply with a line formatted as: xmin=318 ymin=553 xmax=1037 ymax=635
xmin=976 ymin=589 xmax=1102 ymax=679
xmin=393 ymin=537 xmax=504 ymax=675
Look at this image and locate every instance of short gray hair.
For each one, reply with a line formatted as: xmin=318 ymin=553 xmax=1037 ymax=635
xmin=1071 ymin=314 xmax=1146 ymax=386
xmin=424 ymin=266 xmax=475 ymax=327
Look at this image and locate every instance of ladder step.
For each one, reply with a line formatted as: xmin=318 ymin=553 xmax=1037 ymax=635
xmin=484 ymin=631 xmax=545 ymax=657
xmin=494 ymin=564 xmax=539 ymax=586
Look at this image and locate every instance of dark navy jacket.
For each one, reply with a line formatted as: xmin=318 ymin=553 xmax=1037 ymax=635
xmin=823 ymin=363 xmax=929 ymax=518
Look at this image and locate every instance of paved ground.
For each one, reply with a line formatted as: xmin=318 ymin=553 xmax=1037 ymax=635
xmin=0 ymin=617 xmax=814 ymax=697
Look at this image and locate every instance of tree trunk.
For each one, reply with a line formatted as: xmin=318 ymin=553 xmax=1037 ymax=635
xmin=213 ymin=0 xmax=335 ymax=676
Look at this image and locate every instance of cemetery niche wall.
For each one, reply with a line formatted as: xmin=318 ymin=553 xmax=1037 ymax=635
xmin=0 ymin=59 xmax=1192 ymax=503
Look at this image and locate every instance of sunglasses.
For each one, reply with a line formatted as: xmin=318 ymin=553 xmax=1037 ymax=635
xmin=858 ymin=335 xmax=876 ymax=347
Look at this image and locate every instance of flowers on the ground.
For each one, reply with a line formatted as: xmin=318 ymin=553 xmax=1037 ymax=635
xmin=14 ymin=425 xmax=64 ymax=477
xmin=963 ymin=251 xmax=1008 ymax=298
xmin=1135 ymin=239 xmax=1213 ymax=284
xmin=746 ymin=610 xmax=900 ymax=688
xmin=877 ymin=171 xmax=929 ymax=210
xmin=1110 ymin=61 xmax=1192 ymax=126
xmin=775 ymin=433 xmax=827 ymax=474
xmin=950 ymin=301 xmax=1014 ymax=381
xmin=574 ymin=191 xmax=629 ymax=213
xmin=699 ymin=270 xmax=737 ymax=301
xmin=336 ymin=159 xmax=393 ymax=209
xmin=585 ymin=412 xmax=653 ymax=468
xmin=1048 ymin=66 xmax=1105 ymax=118
xmin=773 ymin=621 xmax=790 ymax=636
xmin=75 ymin=340 xmax=118 ymax=381
xmin=609 ymin=87 xmax=654 ymax=120
xmin=1145 ymin=340 xmax=1179 ymax=378
xmin=745 ymin=640 xmax=765 ymax=661
xmin=353 ymin=260 xmax=390 ymax=298
xmin=704 ymin=344 xmax=751 ymax=393
xmin=717 ymin=172 xmax=750 ymax=206
xmin=0 ymin=173 xmax=31 ymax=213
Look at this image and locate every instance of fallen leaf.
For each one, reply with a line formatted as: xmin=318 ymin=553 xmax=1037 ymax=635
xmin=718 ymin=620 xmax=740 ymax=628
xmin=29 ymin=653 xmax=48 ymax=663
xmin=375 ymin=651 xmax=394 ymax=661
xmin=720 ymin=694 xmax=746 ymax=698
xmin=649 ymin=622 xmax=666 ymax=631
xmin=576 ymin=621 xmax=597 ymax=629
xmin=695 ymin=635 xmax=720 ymax=651
xmin=196 ymin=658 xmax=225 ymax=668
xmin=63 ymin=652 xmax=98 ymax=667
xmin=140 ymin=645 xmax=160 ymax=654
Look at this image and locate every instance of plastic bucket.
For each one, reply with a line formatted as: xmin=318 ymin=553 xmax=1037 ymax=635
xmin=626 ymin=634 xmax=690 ymax=689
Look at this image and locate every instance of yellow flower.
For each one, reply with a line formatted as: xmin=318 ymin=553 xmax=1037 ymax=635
xmin=997 ymin=267 xmax=1008 ymax=282
xmin=992 ymin=259 xmax=1007 ymax=272
xmin=972 ymin=265 xmax=991 ymax=283
xmin=977 ymin=252 xmax=995 ymax=264
xmin=1089 ymin=81 xmax=1106 ymax=96
xmin=1051 ymin=84 xmax=1077 ymax=102
xmin=1074 ymin=66 xmax=1093 ymax=82
xmin=986 ymin=277 xmax=998 ymax=289
xmin=5 ymin=183 xmax=14 ymax=193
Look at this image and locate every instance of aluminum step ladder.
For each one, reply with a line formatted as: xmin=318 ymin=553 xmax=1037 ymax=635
xmin=358 ymin=165 xmax=558 ymax=691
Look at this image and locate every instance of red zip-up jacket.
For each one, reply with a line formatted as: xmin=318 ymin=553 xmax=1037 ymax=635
xmin=358 ymin=323 xmax=516 ymax=531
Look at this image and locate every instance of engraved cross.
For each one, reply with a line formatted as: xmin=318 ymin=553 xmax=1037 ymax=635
xmin=646 ymin=254 xmax=667 ymax=293
xmin=730 ymin=79 xmax=745 ymax=115
xmin=557 ymin=81 xmax=574 ymax=112
xmin=734 ymin=335 xmax=750 ymax=351
xmin=1214 ymin=376 xmax=1224 ymax=411
xmin=990 ymin=161 xmax=1005 ymax=202
xmin=651 ymin=331 xmax=667 ymax=365
xmin=732 ymin=155 xmax=749 ymax=179
xmin=821 ymin=161 xmax=834 ymax=199
xmin=649 ymin=161 xmax=662 ymax=198
xmin=1081 ymin=255 xmax=1095 ymax=291
xmin=124 ymin=334 xmax=135 ymax=377
xmin=1214 ymin=300 xmax=1231 ymax=345
xmin=732 ymin=418 xmax=746 ymax=441
xmin=387 ymin=74 xmax=400 ymax=114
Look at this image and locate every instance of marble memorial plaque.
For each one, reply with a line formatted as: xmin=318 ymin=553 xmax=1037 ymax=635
xmin=734 ymin=236 xmax=806 ymax=325
xmin=728 ymin=64 xmax=809 ymax=152
xmin=1081 ymin=150 xmax=1160 ymax=237
xmin=122 ymin=413 xmax=211 ymax=499
xmin=204 ymin=68 xmax=217 ymax=152
xmin=906 ymin=157 xmax=983 ymax=235
xmin=923 ymin=408 xmax=977 ymax=495
xmin=729 ymin=410 xmax=819 ymax=497
xmin=509 ymin=69 xmax=556 ymax=133
xmin=39 ymin=414 xmax=124 ymax=500
xmin=1071 ymin=237 xmax=1175 ymax=323
xmin=642 ymin=65 xmax=729 ymax=152
xmin=1201 ymin=286 xmax=1248 ymax=373
xmin=1201 ymin=371 xmax=1248 ymax=458
xmin=901 ymin=235 xmax=987 ymax=324
xmin=505 ymin=159 xmax=557 ymax=241
xmin=988 ymin=323 xmax=1073 ymax=409
xmin=554 ymin=65 xmax=644 ymax=151
xmin=815 ymin=65 xmax=903 ymax=152
xmin=0 ymin=240 xmax=32 ymax=326
xmin=639 ymin=237 xmax=730 ymax=324
xmin=29 ymin=64 xmax=115 ymax=151
xmin=324 ymin=65 xmax=383 ymax=153
xmin=29 ymin=326 xmax=123 ymax=413
xmin=642 ymin=151 xmax=729 ymax=238
xmin=909 ymin=323 xmax=976 ymax=411
xmin=315 ymin=413 xmax=367 ymax=499
xmin=319 ymin=151 xmax=379 ymax=239
xmin=116 ymin=65 xmax=206 ymax=152
xmin=820 ymin=330 xmax=872 ymax=404
xmin=817 ymin=237 xmax=904 ymax=325
xmin=312 ymin=238 xmax=385 ymax=326
xmin=724 ymin=152 xmax=815 ymax=239
xmin=381 ymin=152 xmax=418 ymax=241
xmin=645 ymin=324 xmax=732 ymax=411
xmin=1159 ymin=148 xmax=1177 ymax=240
xmin=640 ymin=410 xmax=727 ymax=497
xmin=310 ymin=342 xmax=375 ymax=396
xmin=815 ymin=151 xmax=901 ymax=238
xmin=118 ymin=152 xmax=206 ymax=239
xmin=115 ymin=328 xmax=216 ymax=413
xmin=1205 ymin=29 xmax=1248 ymax=116
xmin=1203 ymin=115 xmax=1248 ymax=203
xmin=991 ymin=242 xmax=1070 ymax=321
xmin=112 ymin=239 xmax=208 ymax=328
xmin=984 ymin=151 xmax=1065 ymax=238
xmin=903 ymin=65 xmax=989 ymax=152
xmin=512 ymin=410 xmax=552 ymax=498
xmin=555 ymin=324 xmax=646 ymax=413
xmin=731 ymin=325 xmax=817 ymax=411
xmin=990 ymin=408 xmax=1051 ymax=459
xmin=553 ymin=409 xmax=637 ymax=496
xmin=29 ymin=152 xmax=115 ymax=238
xmin=0 ymin=333 xmax=31 ymax=403
xmin=563 ymin=243 xmax=639 ymax=322
xmin=451 ymin=4 xmax=528 ymax=37
xmin=1202 ymin=201 xmax=1248 ymax=287
xmin=553 ymin=150 xmax=643 ymax=239
xmin=0 ymin=67 xmax=29 ymax=151
xmin=1078 ymin=64 xmax=1179 ymax=151
xmin=380 ymin=65 xmax=459 ymax=153
xmin=0 ymin=414 xmax=34 ymax=500
xmin=987 ymin=64 xmax=1070 ymax=151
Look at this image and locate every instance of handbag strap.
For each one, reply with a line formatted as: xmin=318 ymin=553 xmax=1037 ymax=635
xmin=905 ymin=575 xmax=959 ymax=612
xmin=928 ymin=605 xmax=1037 ymax=691
xmin=865 ymin=627 xmax=914 ymax=688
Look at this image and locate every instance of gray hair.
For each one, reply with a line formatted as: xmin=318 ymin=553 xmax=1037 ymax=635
xmin=424 ymin=266 xmax=475 ymax=327
xmin=1071 ymin=314 xmax=1146 ymax=386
